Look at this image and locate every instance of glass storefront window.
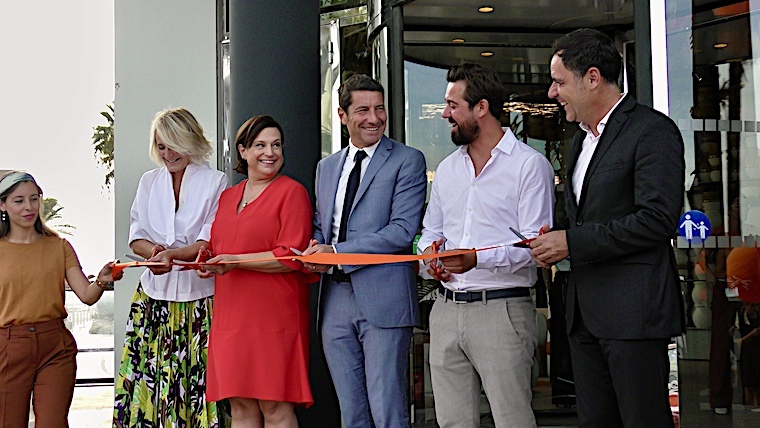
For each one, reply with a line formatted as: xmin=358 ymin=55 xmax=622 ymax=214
xmin=403 ymin=61 xmax=450 ymax=196
xmin=666 ymin=0 xmax=760 ymax=422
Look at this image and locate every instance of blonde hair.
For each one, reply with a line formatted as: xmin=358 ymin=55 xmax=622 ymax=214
xmin=148 ymin=108 xmax=213 ymax=166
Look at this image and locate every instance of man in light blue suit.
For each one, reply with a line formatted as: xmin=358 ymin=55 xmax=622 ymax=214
xmin=302 ymin=74 xmax=427 ymax=427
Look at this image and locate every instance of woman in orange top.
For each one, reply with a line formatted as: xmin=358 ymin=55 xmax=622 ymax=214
xmin=0 ymin=171 xmax=122 ymax=427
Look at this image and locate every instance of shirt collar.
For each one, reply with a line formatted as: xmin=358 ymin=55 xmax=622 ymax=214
xmin=579 ymin=93 xmax=627 ymax=137
xmin=456 ymin=127 xmax=518 ymax=158
xmin=347 ymin=138 xmax=381 ymax=161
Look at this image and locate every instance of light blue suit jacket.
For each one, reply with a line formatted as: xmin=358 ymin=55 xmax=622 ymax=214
xmin=313 ymin=136 xmax=427 ymax=328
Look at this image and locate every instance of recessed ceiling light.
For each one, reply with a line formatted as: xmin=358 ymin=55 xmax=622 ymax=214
xmin=480 ymin=51 xmax=494 ymax=57
xmin=478 ymin=6 xmax=494 ymax=13
xmin=714 ymin=43 xmax=728 ymax=49
xmin=452 ymin=38 xmax=465 ymax=43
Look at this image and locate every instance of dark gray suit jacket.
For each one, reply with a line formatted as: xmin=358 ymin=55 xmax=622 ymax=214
xmin=564 ymin=95 xmax=686 ymax=340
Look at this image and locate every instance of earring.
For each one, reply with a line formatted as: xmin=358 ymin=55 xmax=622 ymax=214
xmin=0 ymin=211 xmax=6 ymax=222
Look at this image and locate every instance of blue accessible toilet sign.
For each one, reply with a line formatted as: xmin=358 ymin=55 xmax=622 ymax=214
xmin=678 ymin=210 xmax=711 ymax=241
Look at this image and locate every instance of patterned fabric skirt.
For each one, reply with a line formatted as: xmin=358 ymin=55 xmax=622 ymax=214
xmin=114 ymin=283 xmax=229 ymax=427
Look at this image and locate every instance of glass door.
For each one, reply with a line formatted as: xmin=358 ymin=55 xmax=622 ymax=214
xmin=666 ymin=1 xmax=760 ymax=425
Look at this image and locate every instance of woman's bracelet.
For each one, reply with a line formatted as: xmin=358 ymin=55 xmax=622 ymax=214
xmin=93 ymin=278 xmax=112 ymax=289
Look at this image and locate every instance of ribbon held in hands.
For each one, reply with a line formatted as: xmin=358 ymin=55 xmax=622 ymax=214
xmin=112 ymin=244 xmax=510 ymax=276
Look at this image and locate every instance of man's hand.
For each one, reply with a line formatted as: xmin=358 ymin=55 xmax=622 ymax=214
xmin=439 ymin=250 xmax=476 ymax=275
xmin=422 ymin=238 xmax=451 ymax=282
xmin=301 ymin=239 xmax=333 ymax=273
xmin=530 ymin=224 xmax=569 ymax=268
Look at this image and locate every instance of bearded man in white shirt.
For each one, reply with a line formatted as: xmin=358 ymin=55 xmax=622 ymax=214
xmin=418 ymin=63 xmax=555 ymax=428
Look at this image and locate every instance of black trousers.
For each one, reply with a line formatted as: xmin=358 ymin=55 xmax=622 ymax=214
xmin=569 ymin=304 xmax=673 ymax=428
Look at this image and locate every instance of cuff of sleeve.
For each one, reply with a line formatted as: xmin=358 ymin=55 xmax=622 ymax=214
xmin=272 ymin=246 xmax=304 ymax=272
xmin=197 ymin=224 xmax=213 ymax=242
xmin=474 ymin=248 xmax=497 ymax=270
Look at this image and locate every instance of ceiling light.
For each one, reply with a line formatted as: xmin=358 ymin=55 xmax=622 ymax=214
xmin=452 ymin=38 xmax=465 ymax=43
xmin=714 ymin=43 xmax=728 ymax=49
xmin=478 ymin=6 xmax=494 ymax=13
xmin=480 ymin=51 xmax=494 ymax=57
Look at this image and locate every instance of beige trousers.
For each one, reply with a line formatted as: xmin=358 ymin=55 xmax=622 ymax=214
xmin=429 ymin=294 xmax=538 ymax=428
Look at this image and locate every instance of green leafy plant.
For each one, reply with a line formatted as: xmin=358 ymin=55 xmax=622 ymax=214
xmin=92 ymin=104 xmax=114 ymax=190
xmin=42 ymin=197 xmax=75 ymax=236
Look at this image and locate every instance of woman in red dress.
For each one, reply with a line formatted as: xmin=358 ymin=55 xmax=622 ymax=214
xmin=200 ymin=115 xmax=317 ymax=427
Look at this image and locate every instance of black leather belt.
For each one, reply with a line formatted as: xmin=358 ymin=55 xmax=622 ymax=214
xmin=329 ymin=269 xmax=351 ymax=283
xmin=438 ymin=286 xmax=530 ymax=303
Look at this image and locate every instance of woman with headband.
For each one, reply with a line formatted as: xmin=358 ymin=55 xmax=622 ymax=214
xmin=0 ymin=170 xmax=122 ymax=426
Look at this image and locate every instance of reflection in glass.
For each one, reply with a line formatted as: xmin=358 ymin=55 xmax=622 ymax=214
xmin=667 ymin=0 xmax=760 ymax=422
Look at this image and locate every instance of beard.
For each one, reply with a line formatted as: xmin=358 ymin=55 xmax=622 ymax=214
xmin=450 ymin=118 xmax=479 ymax=146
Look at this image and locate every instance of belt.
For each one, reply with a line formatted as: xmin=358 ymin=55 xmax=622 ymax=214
xmin=328 ymin=269 xmax=351 ymax=284
xmin=438 ymin=286 xmax=530 ymax=304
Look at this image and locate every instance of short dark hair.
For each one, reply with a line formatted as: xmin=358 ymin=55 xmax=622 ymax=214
xmin=338 ymin=74 xmax=384 ymax=113
xmin=552 ymin=28 xmax=622 ymax=85
xmin=234 ymin=115 xmax=284 ymax=175
xmin=446 ymin=63 xmax=505 ymax=119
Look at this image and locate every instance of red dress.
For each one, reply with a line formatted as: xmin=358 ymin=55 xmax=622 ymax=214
xmin=206 ymin=175 xmax=317 ymax=406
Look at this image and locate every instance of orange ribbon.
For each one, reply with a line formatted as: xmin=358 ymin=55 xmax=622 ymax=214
xmin=112 ymin=244 xmax=509 ymax=277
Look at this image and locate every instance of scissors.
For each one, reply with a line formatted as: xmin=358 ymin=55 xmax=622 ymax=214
xmin=509 ymin=227 xmax=541 ymax=248
xmin=124 ymin=253 xmax=146 ymax=262
xmin=430 ymin=240 xmax=445 ymax=276
xmin=168 ymin=248 xmax=214 ymax=271
xmin=124 ymin=246 xmax=164 ymax=262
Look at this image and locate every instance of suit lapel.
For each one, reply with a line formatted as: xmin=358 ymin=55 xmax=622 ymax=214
xmin=577 ymin=95 xmax=634 ymax=212
xmin=352 ymin=137 xmax=391 ymax=210
xmin=322 ymin=149 xmax=349 ymax=243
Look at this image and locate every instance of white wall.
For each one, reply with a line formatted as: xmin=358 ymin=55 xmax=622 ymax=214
xmin=114 ymin=0 xmax=217 ymax=371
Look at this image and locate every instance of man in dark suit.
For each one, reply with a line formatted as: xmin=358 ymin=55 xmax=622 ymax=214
xmin=302 ymin=74 xmax=427 ymax=427
xmin=530 ymin=29 xmax=685 ymax=427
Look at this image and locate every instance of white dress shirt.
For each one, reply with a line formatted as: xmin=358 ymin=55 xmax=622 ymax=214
xmin=573 ymin=93 xmax=626 ymax=204
xmin=418 ymin=129 xmax=555 ymax=291
xmin=330 ymin=139 xmax=381 ymax=245
xmin=129 ymin=162 xmax=228 ymax=301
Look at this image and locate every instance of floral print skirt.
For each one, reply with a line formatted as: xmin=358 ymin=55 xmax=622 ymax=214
xmin=114 ymin=283 xmax=229 ymax=427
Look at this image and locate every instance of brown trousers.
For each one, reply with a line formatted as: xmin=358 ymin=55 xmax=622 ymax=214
xmin=0 ymin=318 xmax=77 ymax=428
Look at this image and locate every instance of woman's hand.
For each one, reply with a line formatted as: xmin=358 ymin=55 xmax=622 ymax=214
xmin=97 ymin=260 xmax=124 ymax=284
xmin=147 ymin=245 xmax=173 ymax=275
xmin=199 ymin=254 xmax=240 ymax=276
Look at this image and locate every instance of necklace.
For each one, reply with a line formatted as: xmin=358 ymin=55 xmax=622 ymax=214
xmin=240 ymin=179 xmax=272 ymax=208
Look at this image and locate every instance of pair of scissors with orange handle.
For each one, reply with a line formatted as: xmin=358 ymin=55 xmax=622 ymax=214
xmin=430 ymin=239 xmax=445 ymax=276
